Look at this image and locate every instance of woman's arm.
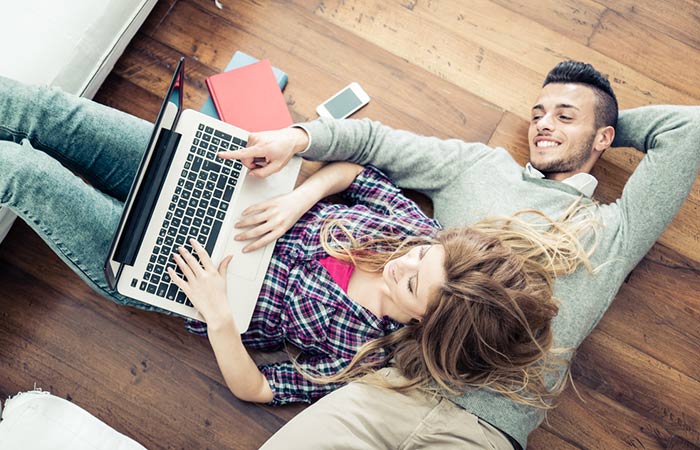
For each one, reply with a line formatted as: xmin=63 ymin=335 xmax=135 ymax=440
xmin=234 ymin=161 xmax=364 ymax=252
xmin=168 ymin=239 xmax=273 ymax=403
xmin=206 ymin=315 xmax=273 ymax=403
xmin=258 ymin=356 xmax=348 ymax=405
xmin=293 ymin=161 xmax=365 ymax=210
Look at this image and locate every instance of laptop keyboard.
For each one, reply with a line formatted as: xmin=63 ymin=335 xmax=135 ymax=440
xmin=130 ymin=123 xmax=245 ymax=307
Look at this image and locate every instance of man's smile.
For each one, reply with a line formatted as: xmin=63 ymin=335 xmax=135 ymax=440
xmin=534 ymin=136 xmax=561 ymax=148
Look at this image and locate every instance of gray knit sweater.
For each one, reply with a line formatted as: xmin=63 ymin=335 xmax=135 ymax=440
xmin=298 ymin=105 xmax=700 ymax=450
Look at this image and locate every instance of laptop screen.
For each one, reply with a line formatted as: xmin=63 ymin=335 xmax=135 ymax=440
xmin=104 ymin=57 xmax=186 ymax=288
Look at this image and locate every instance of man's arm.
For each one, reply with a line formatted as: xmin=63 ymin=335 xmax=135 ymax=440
xmin=611 ymin=105 xmax=700 ymax=271
xmin=296 ymin=118 xmax=492 ymax=194
xmin=220 ymin=119 xmax=492 ymax=195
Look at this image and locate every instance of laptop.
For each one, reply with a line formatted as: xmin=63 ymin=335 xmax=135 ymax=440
xmin=104 ymin=57 xmax=301 ymax=332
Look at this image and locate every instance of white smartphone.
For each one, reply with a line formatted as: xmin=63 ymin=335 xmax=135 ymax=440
xmin=316 ymin=82 xmax=370 ymax=119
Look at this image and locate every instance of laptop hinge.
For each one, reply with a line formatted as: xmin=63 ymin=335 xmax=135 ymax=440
xmin=113 ymin=128 xmax=182 ymax=266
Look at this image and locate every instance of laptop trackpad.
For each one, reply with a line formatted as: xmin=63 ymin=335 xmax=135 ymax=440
xmin=227 ymin=241 xmax=264 ymax=281
xmin=224 ymin=161 xmax=299 ymax=280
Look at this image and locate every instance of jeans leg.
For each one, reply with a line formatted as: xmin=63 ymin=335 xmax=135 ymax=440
xmin=0 ymin=75 xmax=152 ymax=202
xmin=0 ymin=138 xmax=167 ymax=314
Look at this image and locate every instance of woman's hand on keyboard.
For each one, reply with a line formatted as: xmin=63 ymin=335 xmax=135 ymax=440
xmin=234 ymin=190 xmax=307 ymax=253
xmin=218 ymin=127 xmax=309 ymax=178
xmin=168 ymin=239 xmax=235 ymax=329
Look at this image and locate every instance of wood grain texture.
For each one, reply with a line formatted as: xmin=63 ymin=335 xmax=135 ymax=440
xmin=1 ymin=1 xmax=698 ymax=449
xmin=594 ymin=0 xmax=700 ymax=51
xmin=589 ymin=9 xmax=700 ymax=99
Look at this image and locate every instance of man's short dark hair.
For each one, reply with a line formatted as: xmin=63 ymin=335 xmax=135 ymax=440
xmin=543 ymin=60 xmax=618 ymax=129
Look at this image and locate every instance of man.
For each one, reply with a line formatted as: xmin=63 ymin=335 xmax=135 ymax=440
xmin=222 ymin=60 xmax=700 ymax=450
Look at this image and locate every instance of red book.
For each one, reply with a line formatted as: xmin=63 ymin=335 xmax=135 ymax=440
xmin=205 ymin=60 xmax=293 ymax=132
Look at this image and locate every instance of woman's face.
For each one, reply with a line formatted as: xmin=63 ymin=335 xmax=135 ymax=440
xmin=382 ymin=244 xmax=446 ymax=323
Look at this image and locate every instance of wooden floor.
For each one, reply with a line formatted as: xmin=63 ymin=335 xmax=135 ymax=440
xmin=1 ymin=1 xmax=699 ymax=449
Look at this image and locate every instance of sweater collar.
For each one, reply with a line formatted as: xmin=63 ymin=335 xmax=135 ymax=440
xmin=524 ymin=163 xmax=598 ymax=197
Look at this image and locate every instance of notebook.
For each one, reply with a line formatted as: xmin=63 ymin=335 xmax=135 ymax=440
xmin=200 ymin=51 xmax=288 ymax=119
xmin=206 ymin=59 xmax=293 ymax=132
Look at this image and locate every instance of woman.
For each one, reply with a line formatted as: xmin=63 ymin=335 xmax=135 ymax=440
xmin=0 ymin=76 xmax=593 ymax=408
xmin=172 ymin=158 xmax=594 ymax=407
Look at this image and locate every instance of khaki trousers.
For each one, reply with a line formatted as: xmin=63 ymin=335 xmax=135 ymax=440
xmin=260 ymin=369 xmax=513 ymax=450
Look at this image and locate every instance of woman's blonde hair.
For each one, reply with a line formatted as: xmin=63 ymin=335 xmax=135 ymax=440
xmin=302 ymin=201 xmax=598 ymax=409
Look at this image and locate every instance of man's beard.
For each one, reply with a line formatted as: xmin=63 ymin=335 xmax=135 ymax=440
xmin=533 ymin=133 xmax=595 ymax=175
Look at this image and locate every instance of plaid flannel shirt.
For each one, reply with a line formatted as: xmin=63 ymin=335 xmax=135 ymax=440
xmin=188 ymin=166 xmax=440 ymax=405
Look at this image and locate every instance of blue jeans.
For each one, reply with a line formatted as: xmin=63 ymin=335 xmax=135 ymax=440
xmin=0 ymin=75 xmax=166 ymax=313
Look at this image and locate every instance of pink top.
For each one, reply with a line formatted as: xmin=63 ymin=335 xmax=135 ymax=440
xmin=318 ymin=256 xmax=355 ymax=293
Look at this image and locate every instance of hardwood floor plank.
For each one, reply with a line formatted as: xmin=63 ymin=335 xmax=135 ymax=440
xmin=666 ymin=436 xmax=700 ymax=450
xmin=528 ymin=428 xmax=583 ymax=450
xmin=414 ymin=0 xmax=700 ymax=105
xmin=307 ymin=0 xmax=700 ymax=116
xmin=0 ymin=275 xmax=271 ymax=450
xmin=490 ymin=0 xmax=606 ymax=43
xmin=543 ymin=383 xmax=682 ymax=450
xmin=92 ymin=73 xmax=162 ymax=121
xmin=645 ymin=243 xmax=700 ymax=272
xmin=595 ymin=258 xmax=700 ymax=378
xmin=150 ymin=0 xmax=505 ymax=142
xmin=109 ymin=34 xmax=220 ymax=115
xmin=594 ymin=0 xmax=700 ymax=51
xmin=589 ymin=9 xmax=700 ymax=99
xmin=303 ymin=0 xmax=544 ymax=118
xmin=493 ymin=0 xmax=700 ymax=56
xmin=139 ymin=0 xmax=179 ymax=37
xmin=572 ymin=330 xmax=700 ymax=445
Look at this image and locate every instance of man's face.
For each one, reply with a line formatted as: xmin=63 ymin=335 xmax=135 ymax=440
xmin=528 ymin=83 xmax=600 ymax=178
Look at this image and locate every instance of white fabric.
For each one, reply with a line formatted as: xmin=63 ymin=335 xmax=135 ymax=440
xmin=0 ymin=0 xmax=156 ymax=95
xmin=0 ymin=391 xmax=146 ymax=450
xmin=524 ymin=162 xmax=598 ymax=197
